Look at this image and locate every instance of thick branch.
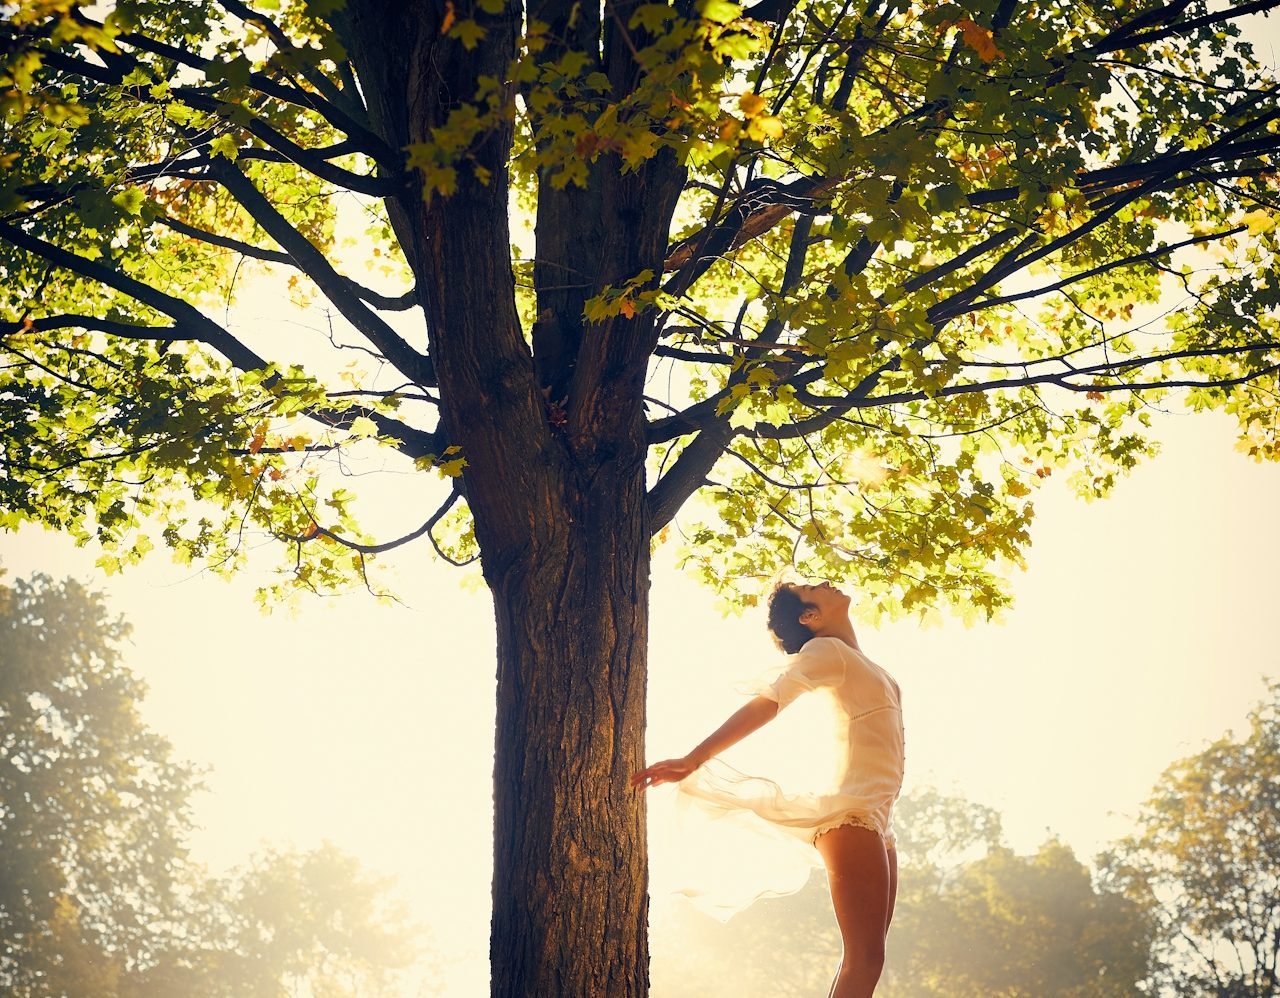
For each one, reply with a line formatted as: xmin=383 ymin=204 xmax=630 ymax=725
xmin=0 ymin=231 xmax=437 ymax=454
xmin=2 ymin=314 xmax=184 ymax=342
xmin=929 ymin=105 xmax=1280 ymax=326
xmin=662 ymin=35 xmax=1280 ymax=290
xmin=899 ymin=227 xmax=1021 ymax=296
xmin=664 ymin=175 xmax=842 ymax=279
xmin=0 ymin=223 xmax=264 ymax=372
xmin=36 ymin=48 xmax=397 ymax=197
xmin=652 ymin=344 xmax=734 ymax=365
xmin=158 ymin=214 xmax=292 ymax=266
xmin=279 ymin=487 xmax=461 ymax=555
xmin=155 ymin=213 xmax=418 ymax=312
xmin=647 ymin=420 xmax=737 ymax=534
xmin=108 ymin=21 xmax=391 ymax=159
xmin=216 ymin=0 xmax=361 ymax=117
xmin=771 ymin=342 xmax=1280 ymax=421
xmin=1088 ymin=0 xmax=1280 ymax=55
xmin=210 ymin=161 xmax=435 ymax=386
xmin=198 ymin=111 xmax=397 ymax=197
xmin=970 ymin=224 xmax=1248 ymax=311
xmin=647 ymin=218 xmax=823 ymax=526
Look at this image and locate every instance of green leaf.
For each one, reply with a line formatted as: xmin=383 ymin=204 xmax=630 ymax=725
xmin=111 ymin=187 xmax=144 ymax=216
xmin=630 ymin=3 xmax=675 ymax=31
xmin=209 ymin=134 xmax=239 ymax=160
xmin=216 ymin=54 xmax=252 ymax=88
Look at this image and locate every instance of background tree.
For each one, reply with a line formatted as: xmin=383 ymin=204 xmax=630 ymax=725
xmin=0 ymin=571 xmax=198 ymax=995
xmin=116 ymin=846 xmax=424 ymax=998
xmin=882 ymin=839 xmax=1154 ymax=998
xmin=209 ymin=844 xmax=422 ymax=998
xmin=1100 ymin=681 xmax=1280 ymax=998
xmin=651 ymin=788 xmax=1152 ymax=997
xmin=3 ymin=0 xmax=1280 ymax=992
xmin=650 ymin=867 xmax=842 ymax=997
xmin=0 ymin=570 xmax=425 ymax=997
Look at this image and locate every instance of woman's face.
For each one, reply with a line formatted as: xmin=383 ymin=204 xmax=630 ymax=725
xmin=792 ymin=580 xmax=851 ymax=620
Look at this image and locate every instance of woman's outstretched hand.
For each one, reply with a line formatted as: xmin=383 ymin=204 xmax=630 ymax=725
xmin=630 ymin=755 xmax=700 ymax=789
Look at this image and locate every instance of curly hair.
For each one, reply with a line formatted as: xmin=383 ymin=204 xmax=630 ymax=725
xmin=766 ymin=583 xmax=816 ymax=655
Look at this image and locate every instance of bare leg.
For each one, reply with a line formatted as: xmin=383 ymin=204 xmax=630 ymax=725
xmin=814 ymin=824 xmax=891 ymax=998
xmin=886 ymin=845 xmax=898 ymax=936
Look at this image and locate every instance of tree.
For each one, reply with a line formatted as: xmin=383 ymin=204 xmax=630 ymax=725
xmin=871 ymin=790 xmax=1152 ymax=998
xmin=0 ymin=571 xmax=424 ymax=996
xmin=3 ymin=0 xmax=1279 ymax=992
xmin=206 ymin=844 xmax=422 ymax=998
xmin=1100 ymin=681 xmax=1280 ymax=998
xmin=650 ymin=788 xmax=1153 ymax=997
xmin=108 ymin=845 xmax=424 ymax=998
xmin=883 ymin=839 xmax=1154 ymax=998
xmin=0 ymin=571 xmax=198 ymax=994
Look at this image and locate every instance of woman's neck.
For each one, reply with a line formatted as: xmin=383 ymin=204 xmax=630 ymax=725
xmin=816 ymin=619 xmax=860 ymax=651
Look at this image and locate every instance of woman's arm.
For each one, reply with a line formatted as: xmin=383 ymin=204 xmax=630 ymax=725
xmin=631 ymin=696 xmax=779 ymax=789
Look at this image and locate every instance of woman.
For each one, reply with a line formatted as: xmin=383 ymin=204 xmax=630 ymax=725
xmin=632 ymin=580 xmax=905 ymax=998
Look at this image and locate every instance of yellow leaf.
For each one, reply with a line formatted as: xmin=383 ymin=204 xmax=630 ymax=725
xmin=738 ymin=92 xmax=767 ymax=117
xmin=441 ymin=1 xmax=456 ymax=34
xmin=753 ymin=115 xmax=784 ymax=140
xmin=1241 ymin=208 xmax=1276 ymax=236
xmin=421 ymin=163 xmax=458 ymax=198
xmin=348 ymin=415 xmax=379 ymax=438
xmin=449 ymin=18 xmax=487 ymax=49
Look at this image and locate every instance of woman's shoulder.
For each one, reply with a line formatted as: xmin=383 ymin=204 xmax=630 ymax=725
xmin=797 ymin=635 xmax=846 ymax=660
xmin=804 ymin=639 xmax=889 ymax=685
xmin=800 ymin=636 xmax=863 ymax=659
xmin=795 ymin=636 xmax=852 ymax=676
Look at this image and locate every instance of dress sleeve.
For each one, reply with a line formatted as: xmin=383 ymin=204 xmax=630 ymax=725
xmin=763 ymin=638 xmax=845 ymax=712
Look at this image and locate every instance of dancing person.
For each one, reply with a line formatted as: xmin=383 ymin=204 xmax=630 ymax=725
xmin=632 ymin=580 xmax=905 ymax=998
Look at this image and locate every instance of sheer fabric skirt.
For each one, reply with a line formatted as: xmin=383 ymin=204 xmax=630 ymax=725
xmin=648 ymin=758 xmax=898 ymax=921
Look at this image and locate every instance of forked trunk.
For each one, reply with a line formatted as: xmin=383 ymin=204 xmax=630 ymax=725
xmin=335 ymin=6 xmax=672 ymax=992
xmin=486 ymin=471 xmax=652 ymax=996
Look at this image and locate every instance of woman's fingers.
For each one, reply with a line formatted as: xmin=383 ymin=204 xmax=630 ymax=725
xmin=631 ymin=758 xmax=684 ymax=788
xmin=631 ymin=765 xmax=661 ymax=788
xmin=627 ymin=762 xmax=696 ymax=793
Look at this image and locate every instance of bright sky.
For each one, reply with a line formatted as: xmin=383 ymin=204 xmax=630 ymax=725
xmin=5 ymin=10 xmax=1280 ymax=994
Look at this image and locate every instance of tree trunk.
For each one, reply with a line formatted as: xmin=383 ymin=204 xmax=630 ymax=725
xmin=486 ymin=470 xmax=651 ymax=996
xmin=335 ymin=5 xmax=673 ymax=991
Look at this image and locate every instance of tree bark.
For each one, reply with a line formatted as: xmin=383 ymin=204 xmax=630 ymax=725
xmin=487 ymin=472 xmax=652 ymax=996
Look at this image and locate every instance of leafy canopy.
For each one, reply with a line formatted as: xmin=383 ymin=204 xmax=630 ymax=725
xmin=2 ymin=0 xmax=1279 ymax=614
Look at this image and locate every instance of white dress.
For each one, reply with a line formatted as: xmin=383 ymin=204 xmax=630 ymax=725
xmin=665 ymin=636 xmax=906 ymax=919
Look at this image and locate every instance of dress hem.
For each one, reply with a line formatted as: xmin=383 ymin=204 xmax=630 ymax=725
xmin=811 ymin=812 xmax=897 ymax=850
